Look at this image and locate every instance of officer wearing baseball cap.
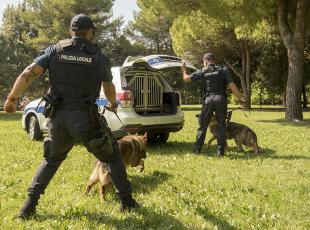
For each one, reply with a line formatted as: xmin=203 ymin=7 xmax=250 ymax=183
xmin=182 ymin=52 xmax=245 ymax=156
xmin=70 ymin=13 xmax=96 ymax=30
xmin=4 ymin=13 xmax=139 ymax=219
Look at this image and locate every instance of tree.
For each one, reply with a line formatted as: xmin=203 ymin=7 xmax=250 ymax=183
xmin=151 ymin=0 xmax=310 ymax=114
xmin=106 ymin=34 xmax=147 ymax=66
xmin=20 ymin=0 xmax=121 ymax=50
xmin=165 ymin=1 xmax=264 ymax=109
xmin=0 ymin=0 xmax=126 ymax=100
xmin=0 ymin=4 xmax=42 ymax=102
xmin=277 ymin=0 xmax=309 ymax=120
xmin=127 ymin=0 xmax=174 ymax=55
xmin=0 ymin=34 xmax=43 ymax=102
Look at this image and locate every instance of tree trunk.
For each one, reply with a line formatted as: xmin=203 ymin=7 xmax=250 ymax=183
xmin=285 ymin=48 xmax=303 ymax=120
xmin=156 ymin=35 xmax=160 ymax=53
xmin=282 ymin=89 xmax=286 ymax=106
xmin=259 ymin=88 xmax=262 ymax=108
xmin=240 ymin=44 xmax=247 ymax=97
xmin=302 ymin=84 xmax=307 ymax=108
xmin=240 ymin=42 xmax=251 ymax=109
xmin=223 ymin=47 xmax=251 ymax=109
xmin=282 ymin=51 xmax=287 ymax=107
xmin=277 ymin=0 xmax=307 ymax=121
xmin=245 ymin=43 xmax=251 ymax=109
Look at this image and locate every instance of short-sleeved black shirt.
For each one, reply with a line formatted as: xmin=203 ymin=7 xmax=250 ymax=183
xmin=189 ymin=65 xmax=233 ymax=85
xmin=33 ymin=36 xmax=113 ymax=83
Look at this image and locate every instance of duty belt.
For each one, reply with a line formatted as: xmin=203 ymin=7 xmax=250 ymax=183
xmin=56 ymin=99 xmax=95 ymax=111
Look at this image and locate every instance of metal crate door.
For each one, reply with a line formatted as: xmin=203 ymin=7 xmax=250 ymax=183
xmin=128 ymin=73 xmax=163 ymax=112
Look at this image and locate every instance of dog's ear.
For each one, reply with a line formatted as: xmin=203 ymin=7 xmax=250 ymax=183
xmin=143 ymin=132 xmax=147 ymax=142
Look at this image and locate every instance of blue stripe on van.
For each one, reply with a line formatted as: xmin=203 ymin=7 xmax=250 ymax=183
xmin=24 ymin=106 xmax=44 ymax=114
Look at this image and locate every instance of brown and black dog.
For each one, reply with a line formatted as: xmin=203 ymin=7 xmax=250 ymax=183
xmin=84 ymin=133 xmax=147 ymax=202
xmin=205 ymin=115 xmax=260 ymax=154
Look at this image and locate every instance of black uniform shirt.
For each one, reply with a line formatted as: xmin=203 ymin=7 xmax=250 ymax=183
xmin=189 ymin=64 xmax=233 ymax=85
xmin=34 ymin=36 xmax=113 ymax=83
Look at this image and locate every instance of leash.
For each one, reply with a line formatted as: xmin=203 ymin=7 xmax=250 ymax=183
xmin=103 ymin=105 xmax=125 ymax=127
xmin=227 ymin=106 xmax=250 ymax=122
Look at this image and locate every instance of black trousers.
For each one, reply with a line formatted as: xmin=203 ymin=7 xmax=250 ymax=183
xmin=195 ymin=95 xmax=227 ymax=153
xmin=27 ymin=109 xmax=132 ymax=199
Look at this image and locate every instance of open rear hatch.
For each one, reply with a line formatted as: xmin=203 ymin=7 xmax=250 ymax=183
xmin=121 ymin=55 xmax=196 ymax=115
xmin=121 ymin=55 xmax=196 ymax=72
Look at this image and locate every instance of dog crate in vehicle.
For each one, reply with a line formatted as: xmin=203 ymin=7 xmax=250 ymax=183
xmin=125 ymin=71 xmax=164 ymax=114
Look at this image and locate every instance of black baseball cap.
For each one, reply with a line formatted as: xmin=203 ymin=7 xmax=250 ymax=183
xmin=70 ymin=14 xmax=95 ymax=31
xmin=203 ymin=52 xmax=215 ymax=61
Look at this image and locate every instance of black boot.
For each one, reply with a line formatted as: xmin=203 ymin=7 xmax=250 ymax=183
xmin=16 ymin=196 xmax=39 ymax=219
xmin=192 ymin=144 xmax=201 ymax=154
xmin=119 ymin=195 xmax=140 ymax=212
xmin=217 ymin=151 xmax=224 ymax=157
xmin=217 ymin=146 xmax=225 ymax=157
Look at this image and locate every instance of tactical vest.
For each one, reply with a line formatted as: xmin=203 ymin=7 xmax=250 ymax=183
xmin=202 ymin=65 xmax=226 ymax=96
xmin=49 ymin=38 xmax=102 ymax=101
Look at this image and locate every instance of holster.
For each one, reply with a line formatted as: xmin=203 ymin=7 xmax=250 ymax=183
xmin=42 ymin=94 xmax=58 ymax=118
xmin=88 ymin=104 xmax=114 ymax=155
xmin=89 ymin=131 xmax=113 ymax=154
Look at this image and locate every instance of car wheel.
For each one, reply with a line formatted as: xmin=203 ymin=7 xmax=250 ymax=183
xmin=148 ymin=132 xmax=170 ymax=143
xmin=158 ymin=132 xmax=169 ymax=143
xmin=28 ymin=116 xmax=43 ymax=141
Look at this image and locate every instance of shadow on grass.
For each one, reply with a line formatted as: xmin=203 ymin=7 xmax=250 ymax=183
xmin=181 ymin=106 xmax=310 ymax=112
xmin=148 ymin=141 xmax=195 ymax=155
xmin=249 ymin=107 xmax=309 ymax=112
xmin=257 ymin=118 xmax=310 ymax=128
xmin=35 ymin=207 xmax=187 ymax=229
xmin=0 ymin=112 xmax=22 ymax=121
xmin=202 ymin=145 xmax=278 ymax=158
xmin=129 ymin=170 xmax=172 ymax=194
xmin=196 ymin=206 xmax=237 ymax=230
xmin=153 ymin=142 xmax=310 ymax=161
xmin=181 ymin=106 xmax=202 ymax=111
xmin=222 ymin=146 xmax=310 ymax=161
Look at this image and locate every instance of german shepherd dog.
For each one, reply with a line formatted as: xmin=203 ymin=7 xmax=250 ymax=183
xmin=84 ymin=133 xmax=147 ymax=202
xmin=197 ymin=113 xmax=260 ymax=153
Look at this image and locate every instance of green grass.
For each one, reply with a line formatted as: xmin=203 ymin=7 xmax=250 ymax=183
xmin=0 ymin=107 xmax=310 ymax=229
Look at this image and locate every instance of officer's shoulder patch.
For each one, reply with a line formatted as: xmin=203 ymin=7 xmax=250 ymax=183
xmin=58 ymin=39 xmax=72 ymax=47
xmin=56 ymin=39 xmax=73 ymax=53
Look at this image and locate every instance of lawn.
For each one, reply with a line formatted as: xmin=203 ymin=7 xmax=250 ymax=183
xmin=0 ymin=107 xmax=310 ymax=229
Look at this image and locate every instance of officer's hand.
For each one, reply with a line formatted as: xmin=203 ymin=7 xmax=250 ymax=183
xmin=4 ymin=97 xmax=17 ymax=113
xmin=239 ymin=99 xmax=246 ymax=108
xmin=108 ymin=102 xmax=118 ymax=113
xmin=181 ymin=61 xmax=187 ymax=72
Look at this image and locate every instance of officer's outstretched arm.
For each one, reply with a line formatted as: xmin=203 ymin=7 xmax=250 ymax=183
xmin=102 ymin=81 xmax=117 ymax=109
xmin=4 ymin=62 xmax=44 ymax=113
xmin=228 ymin=82 xmax=245 ymax=102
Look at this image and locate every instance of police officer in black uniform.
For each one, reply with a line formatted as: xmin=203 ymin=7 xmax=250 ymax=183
xmin=4 ymin=14 xmax=139 ymax=219
xmin=182 ymin=53 xmax=244 ymax=156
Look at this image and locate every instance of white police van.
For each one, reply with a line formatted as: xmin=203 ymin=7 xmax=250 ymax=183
xmin=22 ymin=55 xmax=196 ymax=143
